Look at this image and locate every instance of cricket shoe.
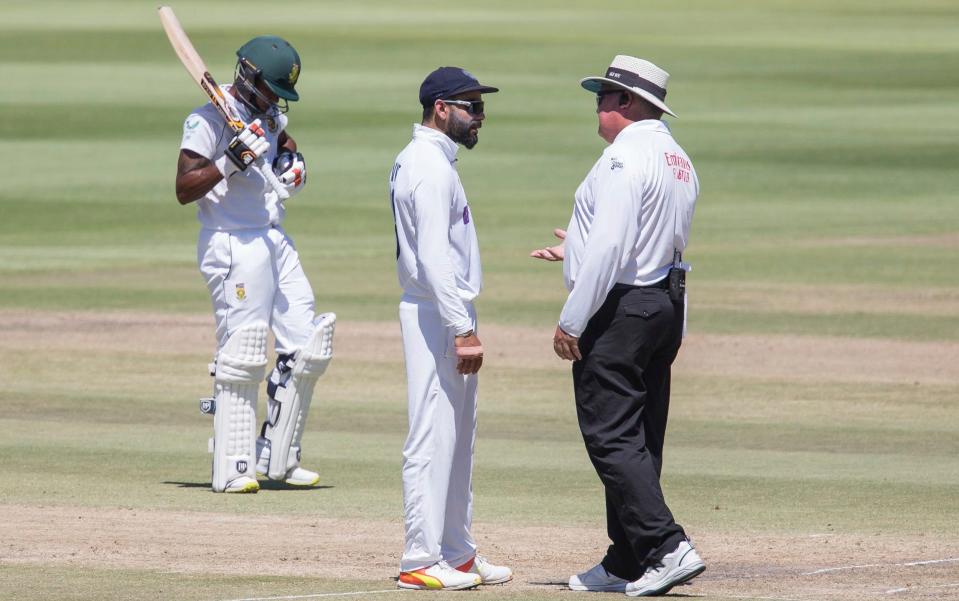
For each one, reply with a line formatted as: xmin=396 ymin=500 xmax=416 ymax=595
xmin=568 ymin=562 xmax=629 ymax=592
xmin=279 ymin=466 xmax=320 ymax=486
xmin=223 ymin=476 xmax=259 ymax=494
xmin=625 ymin=539 xmax=705 ymax=597
xmin=456 ymin=554 xmax=513 ymax=585
xmin=256 ymin=440 xmax=320 ymax=486
xmin=256 ymin=464 xmax=321 ymax=486
xmin=398 ymin=561 xmax=482 ymax=590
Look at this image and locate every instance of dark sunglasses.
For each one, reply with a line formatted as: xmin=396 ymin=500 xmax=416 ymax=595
xmin=595 ymin=90 xmax=622 ymax=107
xmin=441 ymin=99 xmax=485 ymax=115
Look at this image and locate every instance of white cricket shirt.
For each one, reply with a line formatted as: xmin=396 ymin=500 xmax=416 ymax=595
xmin=390 ymin=124 xmax=481 ymax=336
xmin=180 ymin=85 xmax=289 ymax=231
xmin=559 ymin=119 xmax=699 ymax=337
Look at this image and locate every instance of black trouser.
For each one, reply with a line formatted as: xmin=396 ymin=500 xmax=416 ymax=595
xmin=573 ymin=283 xmax=687 ymax=581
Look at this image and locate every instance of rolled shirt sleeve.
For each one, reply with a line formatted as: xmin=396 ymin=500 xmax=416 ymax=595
xmin=412 ymin=174 xmax=474 ymax=335
xmin=559 ymin=152 xmax=643 ymax=337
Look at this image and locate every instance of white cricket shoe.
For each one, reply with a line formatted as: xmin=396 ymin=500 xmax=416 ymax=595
xmin=281 ymin=466 xmax=320 ymax=486
xmin=256 ymin=441 xmax=320 ymax=486
xmin=568 ymin=562 xmax=629 ymax=592
xmin=625 ymin=540 xmax=705 ymax=597
xmin=398 ymin=561 xmax=482 ymax=590
xmin=223 ymin=475 xmax=259 ymax=494
xmin=457 ymin=554 xmax=513 ymax=585
xmin=256 ymin=462 xmax=320 ymax=486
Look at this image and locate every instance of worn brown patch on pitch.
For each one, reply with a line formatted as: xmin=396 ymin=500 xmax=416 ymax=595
xmin=3 ymin=504 xmax=958 ymax=599
xmin=1 ymin=310 xmax=957 ymax=386
xmin=695 ymin=282 xmax=959 ymax=317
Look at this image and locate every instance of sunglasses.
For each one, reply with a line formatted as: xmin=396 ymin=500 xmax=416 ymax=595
xmin=440 ymin=99 xmax=485 ymax=116
xmin=595 ymin=90 xmax=622 ymax=107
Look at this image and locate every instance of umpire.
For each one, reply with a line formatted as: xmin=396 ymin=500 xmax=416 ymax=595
xmin=537 ymin=55 xmax=704 ymax=597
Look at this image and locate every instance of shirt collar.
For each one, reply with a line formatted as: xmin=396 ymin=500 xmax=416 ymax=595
xmin=613 ymin=119 xmax=670 ymax=143
xmin=412 ymin=123 xmax=459 ymax=163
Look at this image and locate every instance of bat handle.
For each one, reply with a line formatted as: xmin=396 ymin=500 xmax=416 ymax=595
xmin=257 ymin=158 xmax=290 ymax=200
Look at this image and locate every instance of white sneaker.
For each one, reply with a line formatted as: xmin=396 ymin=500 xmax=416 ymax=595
xmin=256 ymin=440 xmax=320 ymax=486
xmin=625 ymin=540 xmax=705 ymax=597
xmin=256 ymin=464 xmax=321 ymax=486
xmin=398 ymin=561 xmax=482 ymax=590
xmin=282 ymin=466 xmax=320 ymax=486
xmin=568 ymin=562 xmax=629 ymax=592
xmin=457 ymin=554 xmax=513 ymax=585
xmin=223 ymin=476 xmax=259 ymax=494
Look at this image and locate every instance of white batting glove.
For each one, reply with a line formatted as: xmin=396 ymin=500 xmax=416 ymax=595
xmin=277 ymin=155 xmax=307 ymax=197
xmin=218 ymin=119 xmax=271 ymax=176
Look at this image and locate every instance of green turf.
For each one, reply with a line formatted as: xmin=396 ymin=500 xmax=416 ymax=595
xmin=2 ymin=1 xmax=958 ymax=599
xmin=0 ymin=565 xmax=397 ymax=601
xmin=3 ymin=350 xmax=957 ymax=532
xmin=3 ymin=0 xmax=959 ymax=331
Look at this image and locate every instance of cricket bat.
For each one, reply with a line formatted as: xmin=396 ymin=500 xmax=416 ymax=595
xmin=158 ymin=5 xmax=289 ymax=200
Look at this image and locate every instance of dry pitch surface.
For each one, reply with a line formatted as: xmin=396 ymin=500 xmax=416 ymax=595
xmin=7 ymin=504 xmax=959 ymax=600
xmin=2 ymin=311 xmax=958 ymax=600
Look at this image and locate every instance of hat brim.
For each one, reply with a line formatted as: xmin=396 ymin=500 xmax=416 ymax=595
xmin=447 ymin=84 xmax=499 ymax=98
xmin=580 ymin=77 xmax=676 ymax=118
xmin=265 ymin=80 xmax=299 ymax=102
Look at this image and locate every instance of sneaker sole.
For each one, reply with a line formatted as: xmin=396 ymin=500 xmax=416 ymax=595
xmin=284 ymin=476 xmax=321 ymax=486
xmin=569 ymin=582 xmax=628 ymax=592
xmin=256 ymin=471 xmax=321 ymax=487
xmin=397 ymin=580 xmax=481 ymax=591
xmin=625 ymin=563 xmax=705 ymax=597
xmin=480 ymin=575 xmax=513 ymax=585
xmin=224 ymin=481 xmax=259 ymax=493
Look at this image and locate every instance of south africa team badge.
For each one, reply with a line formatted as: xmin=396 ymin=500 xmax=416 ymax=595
xmin=236 ymin=283 xmax=246 ymax=301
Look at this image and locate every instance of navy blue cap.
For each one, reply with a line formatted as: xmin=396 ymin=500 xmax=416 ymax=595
xmin=419 ymin=66 xmax=499 ymax=107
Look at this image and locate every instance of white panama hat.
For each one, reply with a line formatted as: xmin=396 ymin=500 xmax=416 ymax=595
xmin=581 ymin=55 xmax=676 ymax=117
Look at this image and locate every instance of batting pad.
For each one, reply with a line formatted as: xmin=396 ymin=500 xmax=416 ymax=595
xmin=212 ymin=321 xmax=268 ymax=492
xmin=261 ymin=312 xmax=335 ymax=480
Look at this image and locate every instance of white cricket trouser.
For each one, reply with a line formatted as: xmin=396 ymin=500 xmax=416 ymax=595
xmin=198 ymin=225 xmax=316 ymax=354
xmin=399 ymin=294 xmax=478 ymax=572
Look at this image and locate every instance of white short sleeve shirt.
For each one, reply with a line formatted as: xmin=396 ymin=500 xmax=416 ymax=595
xmin=180 ymin=85 xmax=289 ymax=231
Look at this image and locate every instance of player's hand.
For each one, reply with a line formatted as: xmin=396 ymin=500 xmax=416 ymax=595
xmin=553 ymin=325 xmax=581 ymax=361
xmin=276 ymin=152 xmax=306 ymax=197
xmin=530 ymin=228 xmax=567 ymax=261
xmin=222 ymin=119 xmax=270 ymax=173
xmin=454 ymin=333 xmax=483 ymax=375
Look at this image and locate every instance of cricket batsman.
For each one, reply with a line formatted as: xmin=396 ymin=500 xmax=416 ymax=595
xmin=174 ymin=35 xmax=335 ymax=493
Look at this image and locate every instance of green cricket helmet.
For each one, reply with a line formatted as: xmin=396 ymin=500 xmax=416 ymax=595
xmin=236 ymin=35 xmax=301 ymax=102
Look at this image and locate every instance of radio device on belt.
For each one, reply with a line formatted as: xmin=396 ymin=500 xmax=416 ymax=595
xmin=668 ymin=249 xmax=685 ymax=302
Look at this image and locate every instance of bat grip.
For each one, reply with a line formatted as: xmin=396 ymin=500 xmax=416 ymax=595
xmin=257 ymin=158 xmax=290 ymax=200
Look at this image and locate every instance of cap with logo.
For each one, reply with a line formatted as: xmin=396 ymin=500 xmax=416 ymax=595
xmin=580 ymin=55 xmax=676 ymax=117
xmin=419 ymin=66 xmax=499 ymax=107
xmin=236 ymin=35 xmax=301 ymax=102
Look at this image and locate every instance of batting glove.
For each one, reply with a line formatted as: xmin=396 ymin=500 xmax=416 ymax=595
xmin=219 ymin=119 xmax=270 ymax=176
xmin=274 ymin=151 xmax=307 ymax=197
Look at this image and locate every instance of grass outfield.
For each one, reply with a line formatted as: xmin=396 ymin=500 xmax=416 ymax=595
xmin=2 ymin=1 xmax=959 ymax=600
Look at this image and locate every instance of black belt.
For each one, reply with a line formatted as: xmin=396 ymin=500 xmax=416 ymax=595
xmin=613 ymin=279 xmax=668 ymax=291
